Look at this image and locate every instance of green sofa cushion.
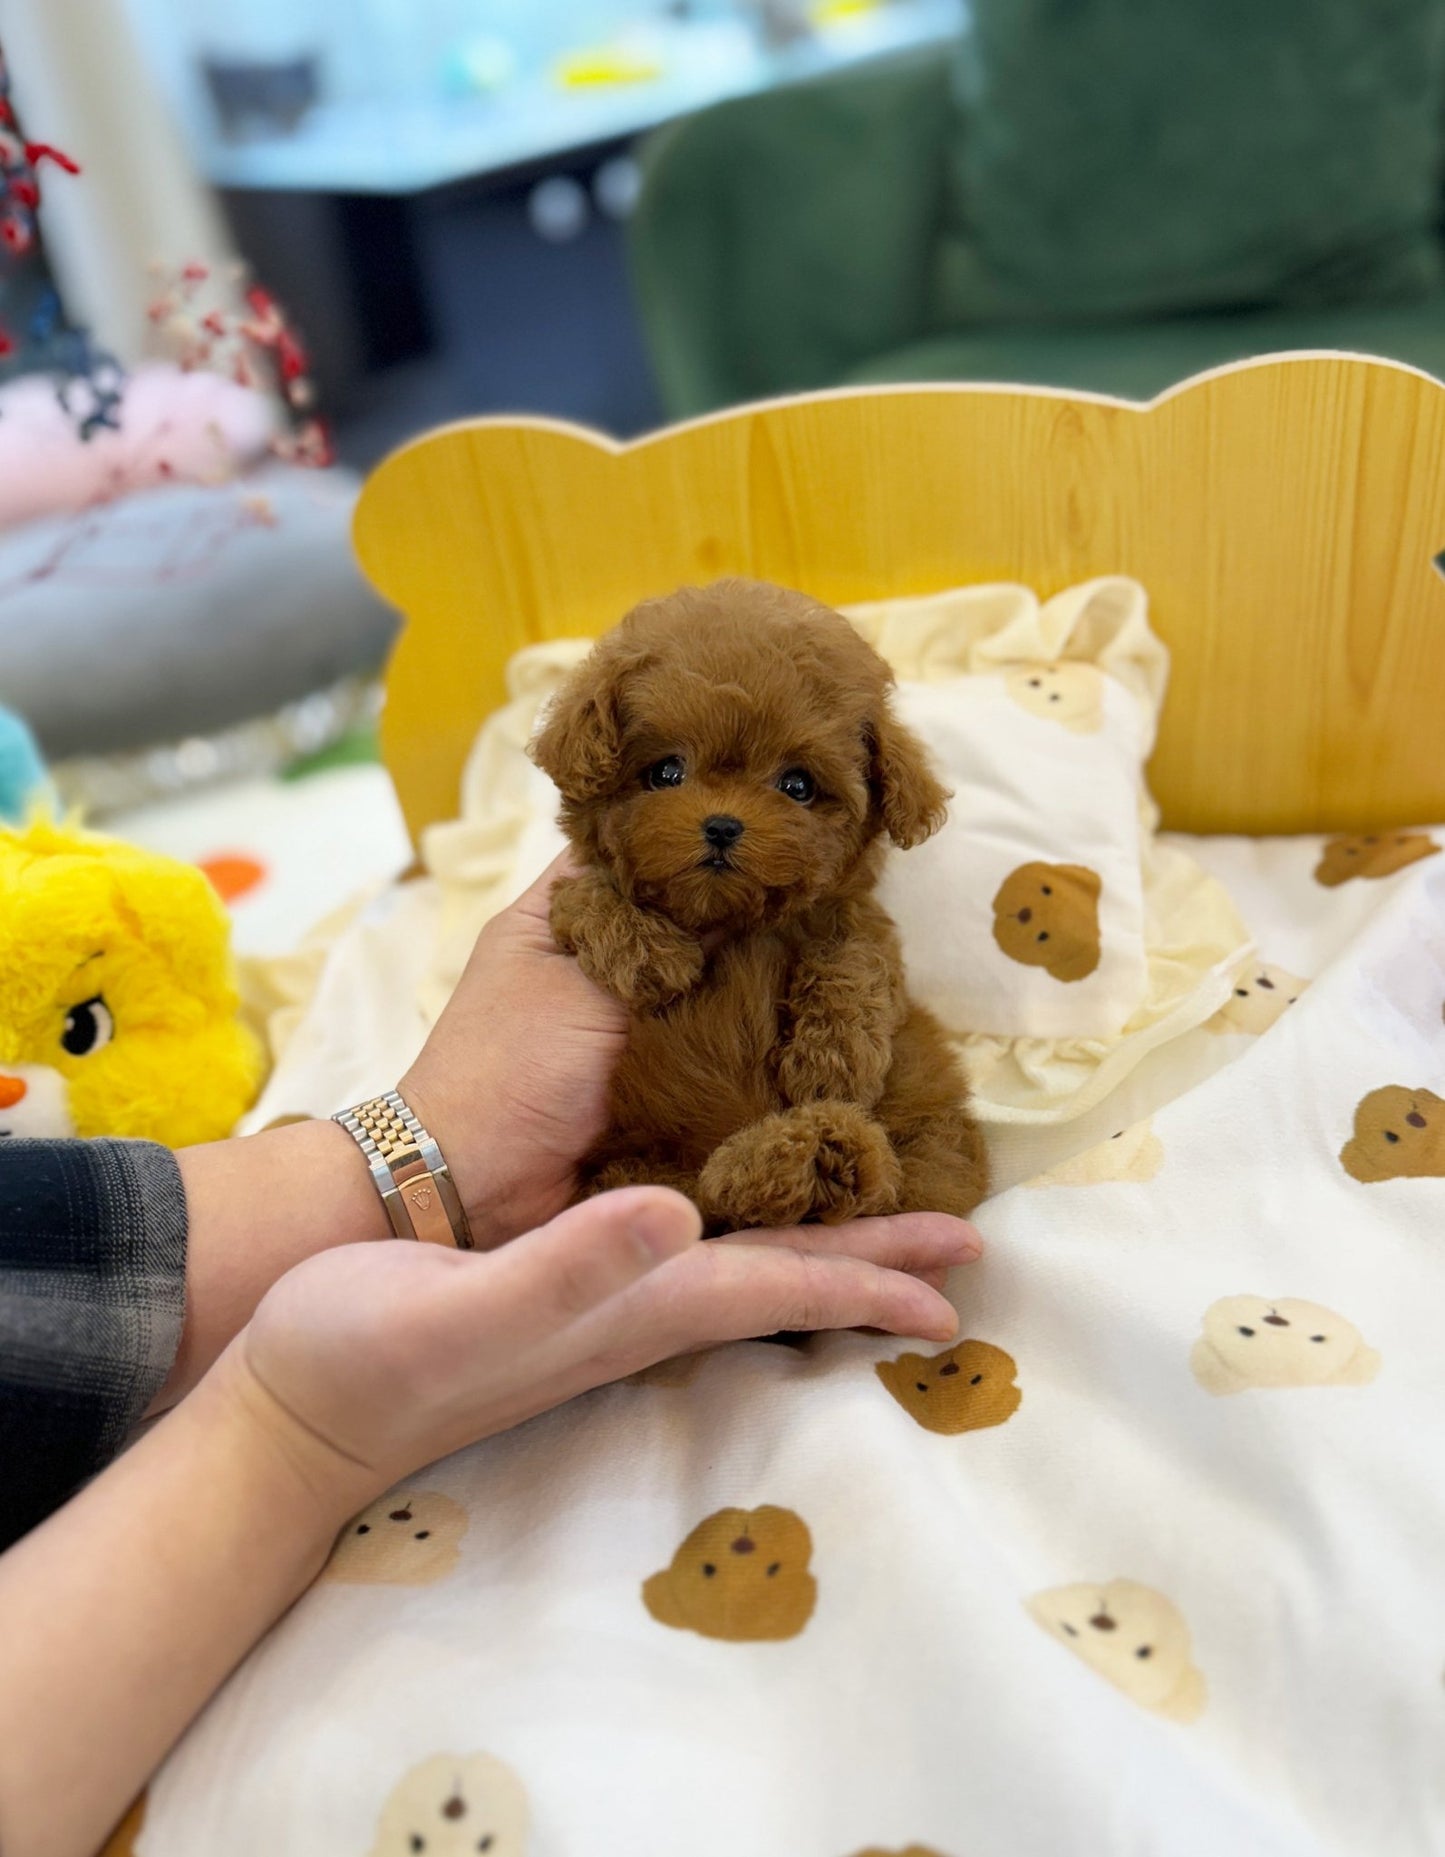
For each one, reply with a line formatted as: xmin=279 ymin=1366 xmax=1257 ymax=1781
xmin=931 ymin=0 xmax=1445 ymax=330
xmin=631 ymin=47 xmax=953 ymax=416
xmin=843 ymin=296 xmax=1445 ymax=402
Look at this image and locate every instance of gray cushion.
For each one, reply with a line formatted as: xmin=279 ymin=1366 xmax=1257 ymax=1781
xmin=0 ymin=463 xmax=396 ymax=757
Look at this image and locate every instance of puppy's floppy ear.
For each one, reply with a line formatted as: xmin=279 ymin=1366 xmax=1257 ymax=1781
xmin=530 ymin=636 xmax=640 ymax=801
xmin=867 ymin=695 xmax=949 ymax=848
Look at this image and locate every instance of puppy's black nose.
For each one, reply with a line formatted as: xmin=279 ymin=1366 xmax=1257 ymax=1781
xmin=702 ymin=815 xmax=744 ymax=848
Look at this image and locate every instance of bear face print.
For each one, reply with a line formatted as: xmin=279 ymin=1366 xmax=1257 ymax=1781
xmin=642 ymin=1505 xmax=816 ymax=1642
xmin=1208 ymin=964 xmax=1307 ymax=1035
xmin=321 ymin=1491 xmax=469 ymax=1585
xmin=1314 ymin=831 xmax=1439 ymax=887
xmin=1003 ymin=661 xmax=1105 ymax=733
xmin=876 ymin=1340 xmax=1021 ymax=1435
xmin=991 ymin=862 xmax=1102 ymax=983
xmin=1190 ymin=1296 xmax=1380 ymax=1395
xmin=368 ymin=1753 xmax=527 ymax=1857
xmin=1028 ymin=1118 xmax=1162 ymax=1186
xmin=1340 ymin=1085 xmax=1445 ymax=1183
xmin=848 ymin=1847 xmax=952 ymax=1857
xmin=1027 ymin=1579 xmax=1206 ymax=1721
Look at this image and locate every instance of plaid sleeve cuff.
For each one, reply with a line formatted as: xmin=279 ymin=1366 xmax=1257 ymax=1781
xmin=0 ymin=1138 xmax=188 ymax=1549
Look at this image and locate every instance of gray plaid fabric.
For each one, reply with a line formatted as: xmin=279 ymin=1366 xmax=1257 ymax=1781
xmin=0 ymin=1139 xmax=187 ymax=1549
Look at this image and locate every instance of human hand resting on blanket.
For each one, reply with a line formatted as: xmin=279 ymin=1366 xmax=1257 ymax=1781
xmin=228 ymin=1181 xmax=974 ymax=1509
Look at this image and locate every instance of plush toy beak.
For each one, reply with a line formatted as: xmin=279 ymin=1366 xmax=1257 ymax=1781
xmin=0 ymin=1064 xmax=75 ymax=1138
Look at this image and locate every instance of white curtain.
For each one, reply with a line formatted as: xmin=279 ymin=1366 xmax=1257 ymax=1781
xmin=0 ymin=0 xmax=238 ymax=363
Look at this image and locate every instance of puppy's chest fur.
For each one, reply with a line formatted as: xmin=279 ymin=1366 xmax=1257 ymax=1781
xmin=605 ymin=930 xmax=826 ymax=1166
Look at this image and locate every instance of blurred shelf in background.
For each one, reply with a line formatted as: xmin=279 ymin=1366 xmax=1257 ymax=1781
xmin=197 ymin=1 xmax=963 ymax=196
xmin=121 ymin=0 xmax=963 ymax=458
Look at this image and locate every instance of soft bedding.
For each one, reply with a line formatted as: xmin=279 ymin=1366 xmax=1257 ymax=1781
xmin=137 ymin=825 xmax=1445 ymax=1856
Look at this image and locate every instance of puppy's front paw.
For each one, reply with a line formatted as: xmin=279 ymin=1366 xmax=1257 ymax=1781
xmin=550 ymin=878 xmax=703 ymax=1011
xmin=699 ymin=1103 xmax=902 ymax=1230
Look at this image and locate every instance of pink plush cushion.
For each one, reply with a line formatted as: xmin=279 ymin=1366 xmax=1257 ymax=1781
xmin=0 ymin=363 xmax=276 ymax=531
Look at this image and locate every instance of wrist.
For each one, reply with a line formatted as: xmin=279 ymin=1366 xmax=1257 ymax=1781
xmin=396 ymin=1066 xmax=519 ymax=1246
xmin=201 ymin=1342 xmax=384 ymax=1541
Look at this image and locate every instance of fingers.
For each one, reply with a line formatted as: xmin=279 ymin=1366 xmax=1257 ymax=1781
xmin=507 ymin=851 xmax=581 ymax=930
xmin=714 ymin=1211 xmax=983 ymax=1274
xmin=488 ymin=1187 xmax=702 ymax=1333
xmin=646 ymin=1240 xmax=960 ymax=1347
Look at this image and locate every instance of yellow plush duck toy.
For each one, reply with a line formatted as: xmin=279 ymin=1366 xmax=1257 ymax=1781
xmin=0 ymin=819 xmax=264 ymax=1145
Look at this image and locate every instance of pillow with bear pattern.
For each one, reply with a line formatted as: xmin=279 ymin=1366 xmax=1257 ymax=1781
xmin=857 ymin=576 xmax=1160 ymax=1039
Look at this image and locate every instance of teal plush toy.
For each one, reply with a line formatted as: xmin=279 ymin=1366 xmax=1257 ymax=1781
xmin=0 ymin=705 xmax=47 ymax=822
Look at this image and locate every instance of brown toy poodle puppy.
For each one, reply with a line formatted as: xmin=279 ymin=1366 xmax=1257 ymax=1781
xmin=531 ymin=578 xmax=988 ymax=1233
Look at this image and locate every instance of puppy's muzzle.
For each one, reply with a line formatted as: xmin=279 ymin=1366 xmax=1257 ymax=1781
xmin=700 ymin=814 xmax=744 ymax=870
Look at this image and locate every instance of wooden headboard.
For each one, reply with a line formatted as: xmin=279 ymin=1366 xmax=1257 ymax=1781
xmin=353 ymin=352 xmax=1445 ymax=847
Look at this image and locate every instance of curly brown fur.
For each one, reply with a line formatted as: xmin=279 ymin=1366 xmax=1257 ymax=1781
xmin=532 ymin=578 xmax=988 ymax=1233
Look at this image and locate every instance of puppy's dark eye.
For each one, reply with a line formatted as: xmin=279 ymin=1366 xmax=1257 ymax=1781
xmin=776 ymin=767 xmax=815 ymax=803
xmin=644 ymin=756 xmax=686 ymax=790
xmin=61 ymin=996 xmax=113 ymax=1057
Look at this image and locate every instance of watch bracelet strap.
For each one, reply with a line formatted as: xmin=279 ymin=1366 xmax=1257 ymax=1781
xmin=332 ymin=1089 xmax=474 ymax=1250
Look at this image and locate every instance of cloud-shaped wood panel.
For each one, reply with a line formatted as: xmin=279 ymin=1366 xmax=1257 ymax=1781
xmin=353 ymin=356 xmax=1445 ymax=844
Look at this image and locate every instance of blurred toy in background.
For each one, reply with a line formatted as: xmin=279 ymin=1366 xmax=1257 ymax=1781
xmin=147 ymin=261 xmax=335 ymax=468
xmin=0 ymin=819 xmax=265 ymax=1143
xmin=0 ymin=36 xmax=131 ymax=449
xmin=0 ymin=702 xmax=46 ymax=821
xmin=0 ymin=43 xmax=79 ymax=266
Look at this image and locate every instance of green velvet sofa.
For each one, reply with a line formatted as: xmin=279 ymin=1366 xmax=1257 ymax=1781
xmin=629 ymin=42 xmax=1445 ymax=419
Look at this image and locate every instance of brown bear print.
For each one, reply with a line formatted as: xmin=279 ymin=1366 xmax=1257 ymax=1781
xmin=1340 ymin=1086 xmax=1445 ymax=1183
xmin=992 ymin=863 xmax=1102 ymax=982
xmin=1027 ymin=1579 xmax=1206 ymax=1722
xmin=98 ymin=1792 xmax=146 ymax=1857
xmin=368 ymin=1753 xmax=528 ymax=1856
xmin=848 ymin=1846 xmax=953 ymax=1857
xmin=1003 ymin=661 xmax=1105 ymax=733
xmin=1207 ymin=963 xmax=1307 ymax=1035
xmin=876 ymin=1340 xmax=1022 ymax=1435
xmin=321 ymin=1490 xmax=469 ymax=1585
xmin=642 ymin=1505 xmax=816 ymax=1641
xmin=1314 ymin=832 xmax=1439 ymax=887
xmin=1027 ymin=1118 xmax=1163 ymax=1186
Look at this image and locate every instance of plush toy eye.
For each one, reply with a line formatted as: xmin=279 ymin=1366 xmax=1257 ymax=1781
xmin=61 ymin=995 xmax=113 ymax=1057
xmin=776 ymin=767 xmax=815 ymax=803
xmin=644 ymin=756 xmax=686 ymax=790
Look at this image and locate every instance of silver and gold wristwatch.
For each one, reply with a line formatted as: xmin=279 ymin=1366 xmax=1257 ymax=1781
xmin=332 ymin=1089 xmax=474 ymax=1249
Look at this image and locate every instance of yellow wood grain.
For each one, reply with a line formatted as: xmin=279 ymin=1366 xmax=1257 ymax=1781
xmin=353 ymin=354 xmax=1445 ymax=845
